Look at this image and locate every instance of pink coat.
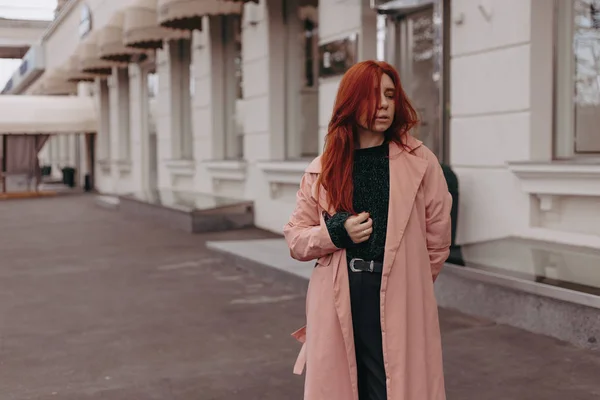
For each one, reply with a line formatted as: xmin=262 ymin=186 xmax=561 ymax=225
xmin=283 ymin=135 xmax=452 ymax=400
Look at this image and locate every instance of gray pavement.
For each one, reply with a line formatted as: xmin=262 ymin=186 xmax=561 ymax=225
xmin=1 ymin=195 xmax=599 ymax=399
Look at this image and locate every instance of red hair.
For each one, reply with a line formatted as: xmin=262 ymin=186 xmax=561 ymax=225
xmin=318 ymin=60 xmax=418 ymax=213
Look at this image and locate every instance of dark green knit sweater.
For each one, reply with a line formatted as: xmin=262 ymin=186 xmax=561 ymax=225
xmin=325 ymin=143 xmax=390 ymax=262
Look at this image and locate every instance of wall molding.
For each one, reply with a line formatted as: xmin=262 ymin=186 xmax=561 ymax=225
xmin=509 ymin=162 xmax=600 ymax=197
xmin=165 ymin=159 xmax=195 ymax=178
xmin=203 ymin=160 xmax=247 ymax=182
xmin=256 ymin=160 xmax=309 ymax=198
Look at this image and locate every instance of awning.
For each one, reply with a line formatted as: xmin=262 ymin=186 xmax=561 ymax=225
xmin=79 ymin=31 xmax=120 ymax=75
xmin=124 ymin=0 xmax=190 ymax=49
xmin=99 ymin=10 xmax=148 ymax=62
xmin=65 ymin=55 xmax=96 ymax=83
xmin=37 ymin=68 xmax=78 ymax=95
xmin=158 ymin=0 xmax=242 ymax=30
xmin=0 ymin=95 xmax=97 ymax=134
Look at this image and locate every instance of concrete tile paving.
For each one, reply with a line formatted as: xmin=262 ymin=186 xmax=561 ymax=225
xmin=0 ymin=196 xmax=599 ymax=399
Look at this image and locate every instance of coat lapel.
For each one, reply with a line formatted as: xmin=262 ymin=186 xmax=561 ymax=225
xmin=383 ymin=139 xmax=428 ymax=272
xmin=310 ymin=181 xmax=336 ymax=216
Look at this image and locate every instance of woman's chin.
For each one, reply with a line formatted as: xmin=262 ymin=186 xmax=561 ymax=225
xmin=372 ymin=123 xmax=392 ymax=133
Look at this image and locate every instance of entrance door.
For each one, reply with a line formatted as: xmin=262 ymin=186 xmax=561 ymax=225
xmin=387 ymin=6 xmax=443 ymax=158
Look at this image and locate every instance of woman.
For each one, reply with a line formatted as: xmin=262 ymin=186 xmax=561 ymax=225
xmin=283 ymin=60 xmax=452 ymax=400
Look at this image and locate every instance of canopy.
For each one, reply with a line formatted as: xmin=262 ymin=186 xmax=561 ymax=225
xmin=79 ymin=31 xmax=119 ymax=75
xmin=158 ymin=0 xmax=242 ymax=30
xmin=65 ymin=55 xmax=96 ymax=83
xmin=124 ymin=0 xmax=190 ymax=49
xmin=99 ymin=10 xmax=148 ymax=62
xmin=0 ymin=95 xmax=97 ymax=134
xmin=33 ymin=68 xmax=78 ymax=95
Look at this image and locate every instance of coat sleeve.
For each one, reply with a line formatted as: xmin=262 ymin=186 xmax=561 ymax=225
xmin=283 ymin=172 xmax=340 ymax=262
xmin=422 ymin=153 xmax=453 ymax=282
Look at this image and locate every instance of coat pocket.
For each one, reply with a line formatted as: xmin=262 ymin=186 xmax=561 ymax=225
xmin=316 ymin=252 xmax=333 ymax=267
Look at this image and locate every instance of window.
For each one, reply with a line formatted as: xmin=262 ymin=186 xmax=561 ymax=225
xmin=304 ymin=17 xmax=316 ymax=88
xmin=234 ymin=16 xmax=243 ymax=100
xmin=285 ymin=2 xmax=319 ymax=160
xmin=220 ymin=15 xmax=244 ymax=160
xmin=168 ymin=38 xmax=193 ymax=160
xmin=555 ymin=0 xmax=600 ymax=158
xmin=115 ymin=67 xmax=131 ymax=161
xmin=99 ymin=78 xmax=110 ymax=160
xmin=147 ymin=71 xmax=158 ymax=135
xmin=234 ymin=15 xmax=244 ymax=158
xmin=146 ymin=69 xmax=159 ymax=190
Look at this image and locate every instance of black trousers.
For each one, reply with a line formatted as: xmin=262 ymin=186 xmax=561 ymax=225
xmin=348 ymin=268 xmax=388 ymax=400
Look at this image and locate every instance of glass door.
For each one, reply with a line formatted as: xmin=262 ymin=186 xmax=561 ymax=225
xmin=381 ymin=0 xmax=448 ymax=161
xmin=393 ymin=7 xmax=441 ymax=157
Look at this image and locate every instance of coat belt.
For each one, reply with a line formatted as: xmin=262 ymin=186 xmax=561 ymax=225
xmin=291 ymin=325 xmax=307 ymax=375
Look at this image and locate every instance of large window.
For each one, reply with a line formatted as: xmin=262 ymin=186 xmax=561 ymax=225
xmin=99 ymin=78 xmax=110 ymax=161
xmin=147 ymin=69 xmax=159 ymax=191
xmin=115 ymin=67 xmax=131 ymax=161
xmin=555 ymin=0 xmax=600 ymax=158
xmin=285 ymin=2 xmax=319 ymax=160
xmin=234 ymin=16 xmax=243 ymax=100
xmin=168 ymin=38 xmax=194 ymax=160
xmin=223 ymin=15 xmax=244 ymax=160
xmin=147 ymin=70 xmax=158 ymax=135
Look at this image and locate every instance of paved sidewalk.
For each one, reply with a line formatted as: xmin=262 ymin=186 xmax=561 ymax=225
xmin=1 ymin=196 xmax=599 ymax=399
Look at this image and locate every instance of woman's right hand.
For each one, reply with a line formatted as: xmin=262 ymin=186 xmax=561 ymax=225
xmin=344 ymin=212 xmax=373 ymax=244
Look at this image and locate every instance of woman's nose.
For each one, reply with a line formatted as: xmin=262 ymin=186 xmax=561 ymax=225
xmin=380 ymin=97 xmax=389 ymax=109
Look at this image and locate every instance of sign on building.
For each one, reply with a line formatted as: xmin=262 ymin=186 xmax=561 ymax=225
xmin=318 ymin=33 xmax=358 ymax=79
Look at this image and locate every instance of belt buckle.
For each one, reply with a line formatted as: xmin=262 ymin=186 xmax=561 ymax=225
xmin=349 ymin=258 xmax=374 ymax=273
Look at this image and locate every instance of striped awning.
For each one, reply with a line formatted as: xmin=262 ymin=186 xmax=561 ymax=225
xmin=158 ymin=0 xmax=242 ymax=31
xmin=37 ymin=68 xmax=78 ymax=95
xmin=65 ymin=55 xmax=96 ymax=83
xmin=124 ymin=0 xmax=190 ymax=49
xmin=79 ymin=31 xmax=122 ymax=75
xmin=98 ymin=10 xmax=148 ymax=62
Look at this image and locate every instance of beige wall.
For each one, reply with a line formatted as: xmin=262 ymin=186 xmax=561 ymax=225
xmin=44 ymin=0 xmax=138 ymax=69
xmin=450 ymin=0 xmax=533 ymax=244
xmin=451 ymin=0 xmax=600 ymax=260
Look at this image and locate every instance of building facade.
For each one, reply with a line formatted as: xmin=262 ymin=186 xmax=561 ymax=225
xmin=20 ymin=0 xmax=600 ymax=295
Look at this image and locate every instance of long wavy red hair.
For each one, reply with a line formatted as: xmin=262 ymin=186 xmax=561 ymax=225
xmin=318 ymin=60 xmax=418 ymax=213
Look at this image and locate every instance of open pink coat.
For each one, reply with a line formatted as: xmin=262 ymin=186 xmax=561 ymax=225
xmin=283 ymin=135 xmax=452 ymax=400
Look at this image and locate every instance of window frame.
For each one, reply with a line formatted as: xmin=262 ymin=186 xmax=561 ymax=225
xmin=284 ymin=1 xmax=320 ymax=160
xmin=553 ymin=0 xmax=600 ymax=160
